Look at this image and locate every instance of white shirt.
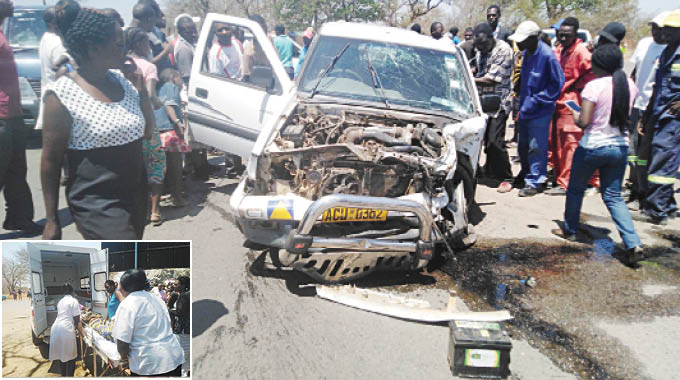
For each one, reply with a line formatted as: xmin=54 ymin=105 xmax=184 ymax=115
xmin=208 ymin=40 xmax=243 ymax=80
xmin=112 ymin=291 xmax=184 ymax=375
xmin=48 ymin=295 xmax=81 ymax=362
xmin=630 ymin=36 xmax=666 ymax=110
xmin=37 ymin=31 xmax=68 ymax=129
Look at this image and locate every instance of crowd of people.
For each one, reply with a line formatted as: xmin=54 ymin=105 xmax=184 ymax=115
xmin=411 ymin=6 xmax=680 ymax=265
xmin=0 ymin=0 xmax=679 ymax=261
xmin=47 ymin=270 xmax=189 ymax=377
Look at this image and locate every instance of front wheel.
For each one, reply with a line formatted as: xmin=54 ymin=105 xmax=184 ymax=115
xmin=31 ymin=329 xmax=42 ymax=346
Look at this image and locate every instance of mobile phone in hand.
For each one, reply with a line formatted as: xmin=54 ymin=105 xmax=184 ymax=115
xmin=565 ymin=100 xmax=581 ymax=113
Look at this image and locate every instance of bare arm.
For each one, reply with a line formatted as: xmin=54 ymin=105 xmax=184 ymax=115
xmin=73 ymin=315 xmax=85 ymax=338
xmin=125 ymin=71 xmax=155 ymax=139
xmin=146 ymin=78 xmax=163 ymax=109
xmin=115 ymin=289 xmax=125 ymax=302
xmin=41 ymin=93 xmax=72 ymax=240
xmin=152 ymin=42 xmax=173 ymax=65
xmin=117 ymin=339 xmax=130 ymax=360
xmin=572 ymin=99 xmax=595 ymax=129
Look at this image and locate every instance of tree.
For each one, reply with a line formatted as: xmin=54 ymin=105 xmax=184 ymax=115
xmin=3 ymin=249 xmax=29 ymax=294
xmin=275 ymin=0 xmax=384 ymax=31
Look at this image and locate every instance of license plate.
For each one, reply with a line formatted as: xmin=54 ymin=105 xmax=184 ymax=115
xmin=321 ymin=207 xmax=388 ymax=223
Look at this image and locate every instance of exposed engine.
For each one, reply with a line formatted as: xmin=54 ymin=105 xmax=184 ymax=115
xmin=257 ymin=105 xmax=454 ymax=200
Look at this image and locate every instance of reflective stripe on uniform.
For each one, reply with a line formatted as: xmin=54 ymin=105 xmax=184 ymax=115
xmin=628 ymin=155 xmax=638 ymax=163
xmin=648 ymin=174 xmax=677 ymax=184
xmin=637 ymin=159 xmax=648 ymax=166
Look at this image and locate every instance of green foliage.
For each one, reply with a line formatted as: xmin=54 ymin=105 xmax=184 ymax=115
xmin=275 ymin=0 xmax=384 ymax=30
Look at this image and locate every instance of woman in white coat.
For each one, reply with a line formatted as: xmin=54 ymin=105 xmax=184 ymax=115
xmin=48 ymin=283 xmax=85 ymax=376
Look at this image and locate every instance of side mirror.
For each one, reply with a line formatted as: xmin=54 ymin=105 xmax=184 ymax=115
xmin=481 ymin=94 xmax=501 ymax=114
xmin=250 ymin=65 xmax=275 ymax=91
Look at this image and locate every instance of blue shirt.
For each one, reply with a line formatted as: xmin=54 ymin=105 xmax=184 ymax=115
xmin=519 ymin=42 xmax=565 ymax=121
xmin=274 ymin=35 xmax=295 ymax=68
xmin=650 ymin=44 xmax=680 ymax=124
xmin=294 ymin=45 xmax=308 ymax=78
xmin=453 ymin=36 xmax=461 ymax=45
xmin=155 ymin=82 xmax=183 ymax=132
xmin=108 ymin=292 xmax=120 ymax=319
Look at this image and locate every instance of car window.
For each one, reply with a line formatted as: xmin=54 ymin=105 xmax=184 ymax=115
xmin=299 ymin=36 xmax=475 ymax=117
xmin=32 ymin=272 xmax=42 ymax=294
xmin=93 ymin=272 xmax=106 ymax=292
xmin=201 ymin=21 xmax=273 ymax=87
xmin=7 ymin=10 xmax=46 ymax=48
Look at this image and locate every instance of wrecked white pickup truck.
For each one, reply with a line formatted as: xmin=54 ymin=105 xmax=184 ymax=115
xmin=188 ymin=15 xmax=501 ymax=283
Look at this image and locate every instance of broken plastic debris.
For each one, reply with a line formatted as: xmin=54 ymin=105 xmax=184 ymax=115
xmin=316 ymin=285 xmax=513 ymax=323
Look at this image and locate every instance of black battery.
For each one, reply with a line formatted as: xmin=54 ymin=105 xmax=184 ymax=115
xmin=448 ymin=320 xmax=512 ymax=379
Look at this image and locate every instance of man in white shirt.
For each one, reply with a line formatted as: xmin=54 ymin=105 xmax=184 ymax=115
xmin=36 ymin=7 xmax=68 ymax=130
xmin=627 ymin=11 xmax=668 ymax=209
xmin=208 ymin=23 xmax=243 ymax=80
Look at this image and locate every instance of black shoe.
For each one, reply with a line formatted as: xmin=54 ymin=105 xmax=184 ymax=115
xmin=518 ymin=186 xmax=540 ymax=197
xmin=545 ymin=187 xmax=567 ymax=196
xmin=3 ymin=220 xmax=43 ymax=235
xmin=624 ymin=246 xmax=644 ymax=267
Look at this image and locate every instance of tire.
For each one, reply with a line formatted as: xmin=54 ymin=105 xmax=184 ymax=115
xmin=31 ymin=329 xmax=42 ymax=346
xmin=444 ymin=155 xmax=478 ymax=252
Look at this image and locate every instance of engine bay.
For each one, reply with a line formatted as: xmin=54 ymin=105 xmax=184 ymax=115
xmin=255 ymin=105 xmax=454 ymax=200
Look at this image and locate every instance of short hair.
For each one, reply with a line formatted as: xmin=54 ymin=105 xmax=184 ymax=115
xmin=137 ymin=0 xmax=160 ymax=13
xmin=430 ymin=22 xmax=443 ymax=33
xmin=410 ymin=23 xmax=422 ymax=33
xmin=44 ymin=7 xmax=57 ymax=25
xmin=249 ymin=14 xmax=267 ymax=34
xmin=132 ymin=2 xmax=155 ymax=21
xmin=177 ymin=276 xmax=190 ymax=291
xmin=487 ymin=4 xmax=501 ymax=14
xmin=561 ymin=17 xmax=579 ymax=31
xmin=119 ymin=269 xmax=147 ymax=293
xmin=55 ymin=0 xmax=117 ymax=64
xmin=275 ymin=24 xmax=285 ymax=35
xmin=159 ymin=67 xmax=180 ymax=83
xmin=125 ymin=27 xmax=148 ymax=54
xmin=104 ymin=280 xmax=116 ymax=288
xmin=464 ymin=27 xmax=473 ymax=33
xmin=64 ymin=283 xmax=73 ymax=294
xmin=473 ymin=22 xmax=494 ymax=38
xmin=177 ymin=16 xmax=193 ymax=30
xmin=449 ymin=26 xmax=459 ymax=35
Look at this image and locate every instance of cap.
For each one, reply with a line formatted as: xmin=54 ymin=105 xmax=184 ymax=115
xmin=663 ymin=9 xmax=680 ymax=28
xmin=650 ymin=11 xmax=670 ymax=26
xmin=551 ymin=18 xmax=564 ymax=30
xmin=509 ymin=21 xmax=541 ymax=43
xmin=598 ymin=22 xmax=626 ymax=44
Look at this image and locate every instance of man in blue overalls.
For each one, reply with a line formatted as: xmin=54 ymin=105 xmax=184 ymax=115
xmin=641 ymin=10 xmax=680 ymax=225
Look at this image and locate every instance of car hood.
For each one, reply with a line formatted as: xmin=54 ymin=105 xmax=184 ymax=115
xmin=12 ymin=48 xmax=41 ymax=79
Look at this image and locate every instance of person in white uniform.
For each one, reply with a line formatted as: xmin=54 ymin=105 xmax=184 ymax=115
xmin=48 ymin=283 xmax=85 ymax=377
xmin=112 ymin=269 xmax=184 ymax=377
xmin=208 ymin=23 xmax=243 ymax=80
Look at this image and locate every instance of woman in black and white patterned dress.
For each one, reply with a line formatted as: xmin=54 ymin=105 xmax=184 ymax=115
xmin=40 ymin=1 xmax=154 ymax=239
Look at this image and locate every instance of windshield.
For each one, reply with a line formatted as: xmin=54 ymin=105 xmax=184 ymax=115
xmin=7 ymin=10 xmax=46 ymax=48
xmin=298 ymin=36 xmax=475 ymax=117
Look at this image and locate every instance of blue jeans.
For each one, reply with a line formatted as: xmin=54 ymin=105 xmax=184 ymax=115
xmin=517 ymin=113 xmax=552 ymax=189
xmin=564 ymin=145 xmax=642 ymax=250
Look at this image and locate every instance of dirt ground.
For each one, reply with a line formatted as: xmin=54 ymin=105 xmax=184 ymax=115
xmin=1 ymin=299 xmax=113 ymax=378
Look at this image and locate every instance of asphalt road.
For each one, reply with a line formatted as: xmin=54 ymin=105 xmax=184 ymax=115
xmin=2 ymin=135 xmax=679 ymax=379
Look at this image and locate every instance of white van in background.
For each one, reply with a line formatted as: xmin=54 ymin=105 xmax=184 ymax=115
xmin=27 ymin=243 xmax=109 ymax=345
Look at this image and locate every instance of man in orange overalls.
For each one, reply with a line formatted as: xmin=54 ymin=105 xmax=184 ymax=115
xmin=546 ymin=17 xmax=598 ymax=196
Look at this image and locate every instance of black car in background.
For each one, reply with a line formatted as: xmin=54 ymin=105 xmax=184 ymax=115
xmin=2 ymin=6 xmax=47 ymax=127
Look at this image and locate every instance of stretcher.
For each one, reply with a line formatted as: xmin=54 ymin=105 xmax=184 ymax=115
xmin=79 ymin=325 xmax=129 ymax=376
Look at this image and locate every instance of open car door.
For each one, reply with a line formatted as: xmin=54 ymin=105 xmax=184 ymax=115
xmin=187 ymin=13 xmax=295 ymax=158
xmin=89 ymin=248 xmax=109 ymax=316
xmin=27 ymin=243 xmax=47 ymax=338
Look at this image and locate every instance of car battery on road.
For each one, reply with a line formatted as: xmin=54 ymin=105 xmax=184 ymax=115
xmin=448 ymin=320 xmax=512 ymax=379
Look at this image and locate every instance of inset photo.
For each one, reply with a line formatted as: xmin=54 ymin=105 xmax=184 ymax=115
xmin=2 ymin=241 xmax=190 ymax=377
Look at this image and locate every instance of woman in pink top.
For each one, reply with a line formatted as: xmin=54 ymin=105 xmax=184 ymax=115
xmin=553 ymin=44 xmax=644 ymax=266
xmin=126 ymin=27 xmax=166 ymax=226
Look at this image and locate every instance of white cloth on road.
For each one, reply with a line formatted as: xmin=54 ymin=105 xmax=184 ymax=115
xmin=112 ymin=291 xmax=184 ymax=375
xmin=48 ymin=295 xmax=80 ymax=362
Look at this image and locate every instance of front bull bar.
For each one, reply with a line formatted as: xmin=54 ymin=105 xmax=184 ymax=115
xmin=285 ymin=194 xmax=435 ymax=263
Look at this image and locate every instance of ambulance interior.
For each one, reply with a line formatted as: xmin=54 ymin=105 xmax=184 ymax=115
xmin=41 ymin=250 xmax=93 ymax=328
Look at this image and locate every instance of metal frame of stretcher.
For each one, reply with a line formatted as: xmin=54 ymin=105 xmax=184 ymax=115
xmin=79 ymin=326 xmax=129 ymax=376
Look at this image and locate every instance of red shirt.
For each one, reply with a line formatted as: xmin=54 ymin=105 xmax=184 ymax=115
xmin=554 ymin=39 xmax=595 ymax=115
xmin=0 ymin=30 xmax=22 ymax=119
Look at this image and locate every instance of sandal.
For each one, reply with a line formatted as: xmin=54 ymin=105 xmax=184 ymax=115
xmin=150 ymin=212 xmax=163 ymax=226
xmin=497 ymin=181 xmax=513 ymax=193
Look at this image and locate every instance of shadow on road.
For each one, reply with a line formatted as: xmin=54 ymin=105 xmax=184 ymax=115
xmin=192 ymin=299 xmax=229 ymax=338
xmin=248 ymin=251 xmax=319 ymax=297
xmin=0 ymin=207 xmax=73 ymax=240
